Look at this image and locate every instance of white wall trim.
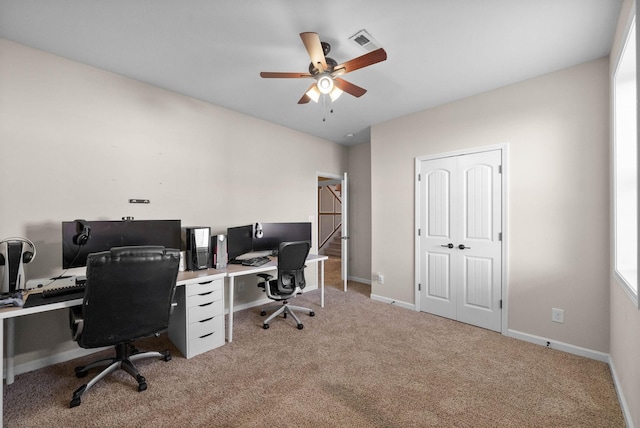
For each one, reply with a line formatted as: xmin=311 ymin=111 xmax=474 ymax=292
xmin=608 ymin=357 xmax=635 ymax=428
xmin=507 ymin=328 xmax=609 ymax=362
xmin=370 ymin=293 xmax=415 ymax=311
xmin=10 ymin=346 xmax=108 ymax=379
xmin=349 ymin=275 xmax=371 ymax=285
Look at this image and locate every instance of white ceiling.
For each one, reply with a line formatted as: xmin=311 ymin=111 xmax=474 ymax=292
xmin=0 ymin=0 xmax=623 ymax=146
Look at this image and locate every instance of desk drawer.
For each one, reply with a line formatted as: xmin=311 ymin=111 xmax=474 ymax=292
xmin=187 ymin=288 xmax=223 ymax=308
xmin=188 ymin=314 xmax=223 ymax=341
xmin=188 ymin=299 xmax=224 ymax=324
xmin=189 ymin=328 xmax=225 ymax=357
xmin=187 ymin=279 xmax=222 ymax=297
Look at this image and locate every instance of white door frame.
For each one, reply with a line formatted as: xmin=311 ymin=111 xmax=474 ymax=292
xmin=317 ymin=171 xmax=348 ymax=292
xmin=414 ymin=143 xmax=509 ymax=335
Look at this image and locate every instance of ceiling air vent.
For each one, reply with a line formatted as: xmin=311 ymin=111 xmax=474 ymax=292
xmin=349 ymin=29 xmax=380 ymax=52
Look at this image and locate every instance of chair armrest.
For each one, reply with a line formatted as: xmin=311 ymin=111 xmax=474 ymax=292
xmin=69 ymin=305 xmax=84 ymax=341
xmin=257 ymin=273 xmax=273 ymax=281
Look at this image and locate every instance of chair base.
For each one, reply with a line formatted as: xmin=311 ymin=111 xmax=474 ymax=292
xmin=260 ymin=300 xmax=315 ymax=330
xmin=70 ymin=342 xmax=171 ymax=408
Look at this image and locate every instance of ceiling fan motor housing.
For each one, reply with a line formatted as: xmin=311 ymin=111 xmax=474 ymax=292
xmin=309 ymin=57 xmax=337 ymax=75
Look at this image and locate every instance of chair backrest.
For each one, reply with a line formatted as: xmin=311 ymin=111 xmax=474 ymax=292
xmin=77 ymin=246 xmax=180 ymax=348
xmin=275 ymin=241 xmax=311 ymax=296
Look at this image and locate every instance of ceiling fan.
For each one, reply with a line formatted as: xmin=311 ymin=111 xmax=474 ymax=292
xmin=260 ymin=32 xmax=387 ymax=104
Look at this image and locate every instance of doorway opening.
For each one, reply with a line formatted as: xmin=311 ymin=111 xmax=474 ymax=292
xmin=317 ymin=173 xmax=348 ymax=292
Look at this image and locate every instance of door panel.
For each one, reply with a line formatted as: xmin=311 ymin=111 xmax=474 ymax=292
xmin=419 ymin=150 xmax=502 ymax=332
xmin=421 ymin=156 xmax=458 ymax=319
xmin=427 ymin=169 xmax=451 ymax=238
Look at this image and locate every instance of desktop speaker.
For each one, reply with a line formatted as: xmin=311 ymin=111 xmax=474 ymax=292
xmin=184 ymin=227 xmax=211 ymax=271
xmin=211 ymin=234 xmax=227 ymax=269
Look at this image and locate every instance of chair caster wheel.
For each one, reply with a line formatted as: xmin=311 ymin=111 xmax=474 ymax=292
xmin=75 ymin=369 xmax=88 ymax=378
xmin=297 ymin=324 xmax=304 ymax=330
xmin=70 ymin=397 xmax=81 ymax=408
xmin=263 ymin=323 xmax=269 ymax=329
xmin=260 ymin=311 xmax=266 ymax=316
xmin=309 ymin=311 xmax=315 ymax=317
xmin=137 ymin=374 xmax=147 ymax=392
xmin=163 ymin=352 xmax=171 ymax=362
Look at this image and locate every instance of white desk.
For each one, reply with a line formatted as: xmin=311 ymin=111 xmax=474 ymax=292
xmin=224 ymin=254 xmax=328 ymax=342
xmin=0 ymin=254 xmax=327 ymax=425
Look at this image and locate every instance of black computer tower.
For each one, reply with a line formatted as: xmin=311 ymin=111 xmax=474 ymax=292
xmin=184 ymin=227 xmax=211 ymax=270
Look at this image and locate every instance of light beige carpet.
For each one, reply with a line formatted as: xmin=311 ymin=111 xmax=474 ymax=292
xmin=3 ymin=258 xmax=624 ymax=427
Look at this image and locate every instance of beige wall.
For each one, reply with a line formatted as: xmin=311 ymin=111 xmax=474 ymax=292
xmin=0 ymin=39 xmax=346 ymax=364
xmin=346 ymin=142 xmax=372 ymax=283
xmin=609 ymin=0 xmax=640 ymax=426
xmin=371 ymin=58 xmax=610 ymax=353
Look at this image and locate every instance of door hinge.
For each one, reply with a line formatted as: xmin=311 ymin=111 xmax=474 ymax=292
xmin=498 ymin=165 xmax=503 ymax=174
xmin=418 ymin=283 xmax=421 ymax=291
xmin=418 ymin=174 xmax=421 ymax=181
xmin=498 ymin=232 xmax=502 ymax=241
xmin=418 ymin=228 xmax=421 ymax=236
xmin=499 ymin=299 xmax=503 ymax=309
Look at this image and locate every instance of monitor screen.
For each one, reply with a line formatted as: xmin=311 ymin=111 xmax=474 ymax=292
xmin=252 ymin=222 xmax=312 ymax=253
xmin=226 ymin=224 xmax=253 ymax=261
xmin=62 ymin=219 xmax=181 ymax=269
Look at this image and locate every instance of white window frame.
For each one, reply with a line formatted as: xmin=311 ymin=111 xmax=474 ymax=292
xmin=612 ymin=12 xmax=639 ymax=308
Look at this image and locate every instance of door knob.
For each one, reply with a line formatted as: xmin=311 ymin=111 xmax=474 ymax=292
xmin=458 ymin=244 xmax=471 ymax=250
xmin=441 ymin=243 xmax=454 ymax=249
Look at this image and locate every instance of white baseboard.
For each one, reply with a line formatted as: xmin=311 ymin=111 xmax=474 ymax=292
xmin=608 ymin=357 xmax=635 ymax=428
xmin=507 ymin=329 xmax=609 ymax=362
xmin=10 ymin=346 xmax=108 ymax=379
xmin=348 ymin=276 xmax=371 ymax=285
xmin=370 ymin=293 xmax=415 ymax=311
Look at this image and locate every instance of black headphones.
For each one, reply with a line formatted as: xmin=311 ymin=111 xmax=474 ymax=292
xmin=254 ymin=222 xmax=263 ymax=239
xmin=73 ymin=219 xmax=91 ymax=246
xmin=0 ymin=237 xmax=36 ymax=265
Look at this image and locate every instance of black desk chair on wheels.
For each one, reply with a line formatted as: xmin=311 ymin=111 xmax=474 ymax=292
xmin=68 ymin=246 xmax=180 ymax=408
xmin=257 ymin=241 xmax=314 ymax=330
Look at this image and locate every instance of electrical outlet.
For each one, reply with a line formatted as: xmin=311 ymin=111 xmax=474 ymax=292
xmin=552 ymin=308 xmax=564 ymax=323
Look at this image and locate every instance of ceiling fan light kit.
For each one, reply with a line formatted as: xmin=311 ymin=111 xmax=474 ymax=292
xmin=260 ymin=31 xmax=387 ymax=105
xmin=317 ymin=75 xmax=334 ymax=94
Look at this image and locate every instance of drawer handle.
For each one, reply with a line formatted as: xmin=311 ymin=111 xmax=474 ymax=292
xmin=198 ymin=280 xmax=214 ymax=285
xmin=199 ymin=302 xmax=213 ymax=308
xmin=198 ymin=291 xmax=214 ymax=296
xmin=199 ymin=317 xmax=214 ymax=323
xmin=199 ymin=332 xmax=214 ymax=339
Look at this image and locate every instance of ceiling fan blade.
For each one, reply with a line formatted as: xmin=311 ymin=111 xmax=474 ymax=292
xmin=260 ymin=72 xmax=313 ymax=78
xmin=300 ymin=32 xmax=327 ymax=71
xmin=334 ymin=48 xmax=387 ymax=75
xmin=298 ymin=93 xmax=312 ymax=104
xmin=334 ymin=77 xmax=367 ymax=98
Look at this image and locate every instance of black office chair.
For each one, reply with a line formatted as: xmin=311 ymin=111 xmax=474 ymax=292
xmin=257 ymin=241 xmax=314 ymax=330
xmin=68 ymin=246 xmax=180 ymax=408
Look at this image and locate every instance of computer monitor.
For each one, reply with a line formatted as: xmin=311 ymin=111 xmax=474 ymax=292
xmin=252 ymin=222 xmax=312 ymax=254
xmin=62 ymin=219 xmax=181 ymax=269
xmin=226 ymin=224 xmax=253 ymax=262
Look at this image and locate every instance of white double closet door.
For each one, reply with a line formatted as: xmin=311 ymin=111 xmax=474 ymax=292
xmin=418 ymin=149 xmax=502 ymax=332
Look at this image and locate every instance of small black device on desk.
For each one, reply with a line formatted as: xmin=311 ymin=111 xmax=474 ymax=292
xmin=241 ymin=257 xmax=270 ymax=267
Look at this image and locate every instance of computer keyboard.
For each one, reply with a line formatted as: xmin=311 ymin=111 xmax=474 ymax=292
xmin=241 ymin=257 xmax=270 ymax=267
xmin=41 ymin=280 xmax=86 ymax=299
